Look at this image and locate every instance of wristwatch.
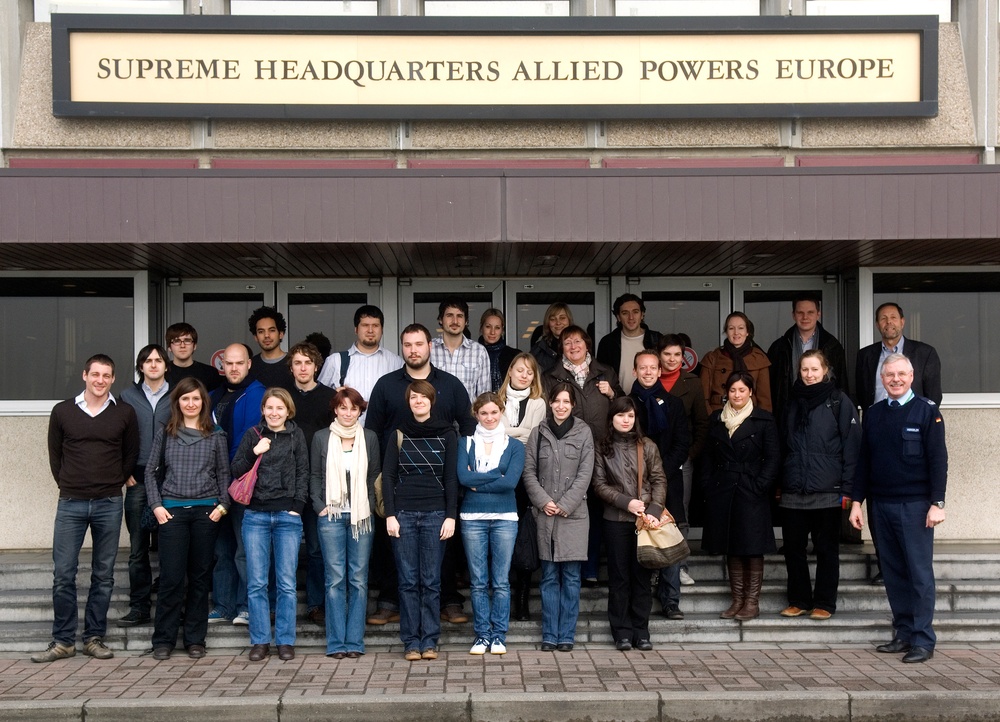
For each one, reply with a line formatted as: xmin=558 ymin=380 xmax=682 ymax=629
xmin=933 ymin=501 xmax=945 ymax=509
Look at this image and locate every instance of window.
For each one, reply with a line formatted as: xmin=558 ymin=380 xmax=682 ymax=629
xmin=37 ymin=0 xmax=182 ymax=21
xmin=425 ymin=1 xmax=569 ymax=16
xmin=0 ymin=276 xmax=141 ymax=408
xmin=869 ymin=271 xmax=1000 ymax=397
xmin=615 ymin=0 xmax=759 ymax=16
xmin=230 ymin=0 xmax=377 ymax=16
xmin=805 ymin=0 xmax=950 ymax=21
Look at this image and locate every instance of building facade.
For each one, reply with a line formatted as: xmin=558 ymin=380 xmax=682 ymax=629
xmin=1 ymin=0 xmax=998 ymax=547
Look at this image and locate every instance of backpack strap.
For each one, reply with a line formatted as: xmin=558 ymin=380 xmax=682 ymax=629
xmin=338 ymin=350 xmax=351 ymax=388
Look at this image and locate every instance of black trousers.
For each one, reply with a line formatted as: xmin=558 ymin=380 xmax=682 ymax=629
xmin=781 ymin=506 xmax=841 ymax=613
xmin=603 ymin=518 xmax=653 ymax=644
xmin=152 ymin=505 xmax=220 ymax=649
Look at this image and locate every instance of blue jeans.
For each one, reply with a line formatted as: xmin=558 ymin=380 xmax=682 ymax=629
xmin=51 ymin=497 xmax=124 ymax=645
xmin=657 ymin=564 xmax=681 ymax=610
xmin=302 ymin=508 xmax=326 ymax=611
xmin=242 ymin=509 xmax=302 ymax=646
xmin=122 ymin=472 xmax=152 ymax=615
xmin=462 ymin=518 xmax=517 ymax=643
xmin=539 ymin=560 xmax=582 ymax=645
xmin=391 ymin=510 xmax=446 ymax=653
xmin=212 ymin=503 xmax=248 ymax=617
xmin=316 ymin=512 xmax=374 ymax=654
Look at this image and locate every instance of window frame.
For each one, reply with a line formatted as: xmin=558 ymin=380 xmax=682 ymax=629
xmin=0 ymin=270 xmax=149 ymax=416
xmin=859 ymin=266 xmax=1000 ymax=409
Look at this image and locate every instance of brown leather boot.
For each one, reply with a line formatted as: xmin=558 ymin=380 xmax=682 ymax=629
xmin=736 ymin=556 xmax=764 ymax=621
xmin=720 ymin=556 xmax=745 ymax=619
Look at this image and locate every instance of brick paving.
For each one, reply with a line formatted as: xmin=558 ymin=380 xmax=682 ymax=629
xmin=1 ymin=644 xmax=999 ymax=701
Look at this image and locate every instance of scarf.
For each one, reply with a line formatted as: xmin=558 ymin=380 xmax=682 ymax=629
xmin=398 ymin=414 xmax=455 ymax=439
xmin=562 ymin=353 xmax=592 ymax=388
xmin=632 ymin=382 xmax=670 ymax=438
xmin=480 ymin=336 xmax=506 ymax=392
xmin=720 ymin=398 xmax=754 ymax=437
xmin=659 ymin=367 xmax=682 ymax=393
xmin=548 ymin=415 xmax=575 ymax=440
xmin=791 ymin=379 xmax=835 ymax=431
xmin=325 ymin=420 xmax=371 ymax=539
xmin=503 ymin=383 xmax=531 ymax=427
xmin=722 ymin=339 xmax=754 ymax=375
xmin=471 ymin=423 xmax=508 ymax=472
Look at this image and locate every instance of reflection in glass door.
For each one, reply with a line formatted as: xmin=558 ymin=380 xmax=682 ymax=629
xmin=734 ymin=277 xmax=839 ymax=351
xmin=398 ymin=280 xmax=504 ymax=345
xmin=627 ymin=278 xmax=730 ymax=366
xmin=508 ymin=278 xmax=606 ymax=353
xmin=278 ymin=281 xmax=379 ymax=355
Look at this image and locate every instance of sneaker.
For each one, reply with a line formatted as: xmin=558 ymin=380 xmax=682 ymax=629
xmin=490 ymin=639 xmax=507 ymax=655
xmin=207 ymin=608 xmax=231 ymax=624
xmin=116 ymin=610 xmax=151 ymax=627
xmin=366 ymin=608 xmax=400 ymax=625
xmin=664 ymin=606 xmax=685 ymax=620
xmin=31 ymin=641 xmax=75 ymax=663
xmin=469 ymin=637 xmax=490 ymax=655
xmin=679 ymin=568 xmax=696 ymax=586
xmin=233 ymin=611 xmax=250 ymax=626
xmin=82 ymin=637 xmax=114 ymax=660
xmin=421 ymin=648 xmax=438 ymax=660
xmin=404 ymin=649 xmax=422 ymax=661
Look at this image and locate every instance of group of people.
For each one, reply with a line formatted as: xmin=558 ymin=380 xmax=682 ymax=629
xmin=34 ymin=292 xmax=947 ymax=666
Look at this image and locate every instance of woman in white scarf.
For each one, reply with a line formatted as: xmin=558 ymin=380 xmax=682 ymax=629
xmin=458 ymin=392 xmax=525 ymax=656
xmin=308 ymin=387 xmax=381 ymax=660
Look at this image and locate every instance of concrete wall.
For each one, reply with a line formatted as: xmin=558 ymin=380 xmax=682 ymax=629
xmin=0 ymin=408 xmax=991 ymax=549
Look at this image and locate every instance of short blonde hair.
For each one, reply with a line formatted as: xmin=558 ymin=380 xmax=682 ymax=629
xmin=261 ymin=387 xmax=297 ymax=420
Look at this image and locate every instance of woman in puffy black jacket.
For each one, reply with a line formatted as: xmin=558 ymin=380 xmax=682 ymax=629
xmin=779 ymin=350 xmax=861 ymax=621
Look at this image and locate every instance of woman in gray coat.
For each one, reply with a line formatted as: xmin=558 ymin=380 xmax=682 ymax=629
xmin=522 ymin=382 xmax=595 ymax=652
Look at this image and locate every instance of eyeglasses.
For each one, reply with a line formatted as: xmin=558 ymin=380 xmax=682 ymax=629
xmin=171 ymin=337 xmax=195 ymax=346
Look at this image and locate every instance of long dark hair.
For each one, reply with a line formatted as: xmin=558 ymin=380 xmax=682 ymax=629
xmin=166 ymin=377 xmax=214 ymax=437
xmin=599 ymin=396 xmax=640 ymax=458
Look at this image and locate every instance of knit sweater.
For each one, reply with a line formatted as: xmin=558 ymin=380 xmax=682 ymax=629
xmin=382 ymin=421 xmax=458 ymax=518
xmin=145 ymin=427 xmax=231 ymax=509
xmin=457 ymin=438 xmax=525 ymax=515
xmin=48 ymin=398 xmax=140 ymax=500
xmin=853 ymin=396 xmax=947 ymax=504
xmin=291 ymin=383 xmax=335 ymax=450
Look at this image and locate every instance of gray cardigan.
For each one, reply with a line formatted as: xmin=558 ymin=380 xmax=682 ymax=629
xmin=120 ymin=382 xmax=171 ymax=472
xmin=309 ymin=427 xmax=381 ymax=515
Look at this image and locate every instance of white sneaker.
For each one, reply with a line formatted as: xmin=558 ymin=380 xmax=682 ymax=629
xmin=233 ymin=611 xmax=250 ymax=626
xmin=490 ymin=638 xmax=507 ymax=655
xmin=679 ymin=568 xmax=695 ymax=586
xmin=470 ymin=637 xmax=490 ymax=655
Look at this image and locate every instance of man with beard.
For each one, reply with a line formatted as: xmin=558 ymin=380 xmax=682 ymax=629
xmin=430 ymin=298 xmax=490 ymax=400
xmin=247 ymin=306 xmax=295 ymax=392
xmin=364 ymin=324 xmax=475 ymax=626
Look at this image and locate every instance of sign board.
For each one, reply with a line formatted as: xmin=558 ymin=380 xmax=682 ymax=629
xmin=51 ymin=14 xmax=938 ymax=120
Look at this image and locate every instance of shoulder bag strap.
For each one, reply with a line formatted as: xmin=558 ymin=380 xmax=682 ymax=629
xmin=636 ymin=440 xmax=644 ymax=499
xmin=339 ymin=350 xmax=350 ymax=387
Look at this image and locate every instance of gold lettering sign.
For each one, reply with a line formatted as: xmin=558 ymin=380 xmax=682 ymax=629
xmin=51 ymin=15 xmax=938 ymax=120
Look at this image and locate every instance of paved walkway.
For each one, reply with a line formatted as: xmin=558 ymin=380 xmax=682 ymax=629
xmin=2 ymin=643 xmax=1000 ymax=720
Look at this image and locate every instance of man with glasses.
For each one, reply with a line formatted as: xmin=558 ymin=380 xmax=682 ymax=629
xmin=164 ymin=323 xmax=222 ymax=392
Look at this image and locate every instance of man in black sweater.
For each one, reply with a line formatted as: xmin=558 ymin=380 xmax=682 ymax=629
xmin=34 ymin=354 xmax=140 ymax=663
xmin=850 ymin=353 xmax=947 ymax=664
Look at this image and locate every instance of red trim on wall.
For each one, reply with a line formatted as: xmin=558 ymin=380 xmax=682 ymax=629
xmin=795 ymin=153 xmax=980 ymax=167
xmin=407 ymin=159 xmax=591 ymax=169
xmin=210 ymin=158 xmax=397 ymax=169
xmin=8 ymin=158 xmax=200 ymax=169
xmin=603 ymin=157 xmax=786 ymax=168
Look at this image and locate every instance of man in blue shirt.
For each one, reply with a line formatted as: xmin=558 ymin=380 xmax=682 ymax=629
xmin=849 ymin=353 xmax=947 ymax=664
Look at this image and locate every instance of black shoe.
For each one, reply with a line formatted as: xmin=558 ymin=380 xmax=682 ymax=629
xmin=902 ymin=647 xmax=934 ymax=664
xmin=117 ymin=610 xmax=151 ymax=627
xmin=556 ymin=643 xmax=573 ymax=652
xmin=615 ymin=639 xmax=632 ymax=651
xmin=663 ymin=606 xmax=685 ymax=620
xmin=540 ymin=642 xmax=557 ymax=651
xmin=635 ymin=639 xmax=653 ymax=651
xmin=151 ymin=646 xmax=171 ymax=660
xmin=187 ymin=644 xmax=206 ymax=659
xmin=876 ymin=638 xmax=911 ymax=654
xmin=870 ymin=572 xmax=884 ymax=586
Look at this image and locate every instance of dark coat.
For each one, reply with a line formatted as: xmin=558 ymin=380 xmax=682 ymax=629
xmin=308 ymin=427 xmax=381 ymax=515
xmin=668 ymin=372 xmax=710 ymax=461
xmin=544 ymin=359 xmax=624 ymax=444
xmin=595 ymin=326 xmax=662 ymax=377
xmin=701 ymin=406 xmax=780 ymax=556
xmin=781 ymin=389 xmax=860 ymax=498
xmin=530 ymin=337 xmax=562 ymax=375
xmin=854 ymin=337 xmax=943 ymax=410
xmin=478 ymin=337 xmax=519 ymax=392
xmin=767 ymin=323 xmax=849 ymax=426
xmin=629 ymin=383 xmax=691 ymax=521
xmin=700 ymin=345 xmax=772 ymax=414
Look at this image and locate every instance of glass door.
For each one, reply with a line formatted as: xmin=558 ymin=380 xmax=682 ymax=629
xmin=166 ymin=279 xmax=275 ymax=369
xmin=507 ymin=278 xmax=608 ymax=353
xmin=398 ymin=279 xmax=504 ymax=345
xmin=733 ymin=276 xmax=840 ymax=351
xmin=277 ymin=280 xmax=381 ymax=355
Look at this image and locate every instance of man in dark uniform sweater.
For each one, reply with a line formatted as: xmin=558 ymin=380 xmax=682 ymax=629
xmin=850 ymin=353 xmax=947 ymax=664
xmin=34 ymin=354 xmax=140 ymax=663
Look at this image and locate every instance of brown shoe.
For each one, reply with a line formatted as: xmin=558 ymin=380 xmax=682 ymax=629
xmin=248 ymin=644 xmax=270 ymax=661
xmin=440 ymin=605 xmax=468 ymax=624
xmin=82 ymin=637 xmax=114 ymax=660
xmin=306 ymin=607 xmax=325 ymax=627
xmin=277 ymin=644 xmax=295 ymax=661
xmin=809 ymin=609 xmax=833 ymax=620
xmin=404 ymin=649 xmax=421 ymax=661
xmin=187 ymin=644 xmax=206 ymax=659
xmin=421 ymin=648 xmax=439 ymax=660
xmin=780 ymin=606 xmax=810 ymax=617
xmin=367 ymin=608 xmax=400 ymax=625
xmin=31 ymin=641 xmax=76 ymax=663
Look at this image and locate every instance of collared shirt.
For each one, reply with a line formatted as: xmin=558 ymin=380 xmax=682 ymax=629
xmin=142 ymin=380 xmax=169 ymax=411
xmin=888 ymin=389 xmax=915 ymax=407
xmin=789 ymin=333 xmax=818 ymax=383
xmin=431 ymin=336 xmax=491 ymax=400
xmin=317 ymin=344 xmax=404 ymax=401
xmin=74 ymin=390 xmax=115 ymax=418
xmin=874 ymin=336 xmax=906 ymax=404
